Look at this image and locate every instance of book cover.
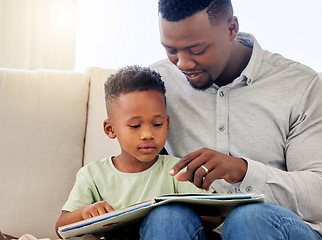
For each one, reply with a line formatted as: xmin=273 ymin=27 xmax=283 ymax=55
xmin=58 ymin=193 xmax=264 ymax=239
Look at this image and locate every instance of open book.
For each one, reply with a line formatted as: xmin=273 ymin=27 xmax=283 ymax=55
xmin=58 ymin=193 xmax=264 ymax=239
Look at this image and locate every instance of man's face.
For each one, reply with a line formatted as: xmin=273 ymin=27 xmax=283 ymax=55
xmin=159 ymin=10 xmax=234 ymax=89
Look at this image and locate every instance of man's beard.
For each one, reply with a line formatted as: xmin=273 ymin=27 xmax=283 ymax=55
xmin=188 ymin=77 xmax=214 ymax=91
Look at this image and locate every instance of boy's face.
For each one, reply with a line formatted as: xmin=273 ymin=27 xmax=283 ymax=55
xmin=104 ymin=90 xmax=169 ymax=166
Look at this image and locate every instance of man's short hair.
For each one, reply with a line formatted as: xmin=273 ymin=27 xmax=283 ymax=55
xmin=158 ymin=0 xmax=233 ymax=25
xmin=104 ymin=65 xmax=166 ymax=114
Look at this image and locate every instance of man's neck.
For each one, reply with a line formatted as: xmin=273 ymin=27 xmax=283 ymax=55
xmin=215 ymin=40 xmax=252 ymax=87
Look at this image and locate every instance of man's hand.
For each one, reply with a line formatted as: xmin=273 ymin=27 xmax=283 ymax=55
xmin=170 ymin=148 xmax=247 ymax=190
xmin=81 ymin=201 xmax=114 ymax=219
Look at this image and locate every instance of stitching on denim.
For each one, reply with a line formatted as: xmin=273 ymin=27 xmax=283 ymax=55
xmin=275 ymin=217 xmax=320 ymax=239
xmin=191 ymin=225 xmax=205 ymax=240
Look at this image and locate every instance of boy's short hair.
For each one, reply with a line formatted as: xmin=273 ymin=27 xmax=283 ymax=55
xmin=158 ymin=0 xmax=233 ymax=25
xmin=104 ymin=65 xmax=166 ymax=116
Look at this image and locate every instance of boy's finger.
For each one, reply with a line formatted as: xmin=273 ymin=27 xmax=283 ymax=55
xmin=103 ymin=202 xmax=115 ymax=213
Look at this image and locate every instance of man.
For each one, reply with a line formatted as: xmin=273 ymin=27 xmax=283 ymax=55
xmin=139 ymin=0 xmax=322 ymax=239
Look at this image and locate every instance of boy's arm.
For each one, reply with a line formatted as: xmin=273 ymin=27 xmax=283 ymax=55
xmin=55 ymin=201 xmax=114 ymax=237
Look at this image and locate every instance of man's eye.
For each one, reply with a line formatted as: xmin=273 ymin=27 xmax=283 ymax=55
xmin=166 ymin=48 xmax=177 ymax=55
xmin=130 ymin=125 xmax=140 ymax=128
xmin=190 ymin=48 xmax=207 ymax=56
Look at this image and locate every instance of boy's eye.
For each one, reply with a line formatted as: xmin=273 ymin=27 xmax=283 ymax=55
xmin=130 ymin=124 xmax=140 ymax=129
xmin=153 ymin=123 xmax=163 ymax=127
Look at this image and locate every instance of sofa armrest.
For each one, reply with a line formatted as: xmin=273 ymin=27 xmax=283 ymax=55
xmin=0 ymin=68 xmax=90 ymax=239
xmin=1 ymin=231 xmax=17 ymax=240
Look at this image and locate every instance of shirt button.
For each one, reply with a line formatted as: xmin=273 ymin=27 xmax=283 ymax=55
xmin=219 ymin=91 xmax=224 ymax=97
xmin=218 ymin=126 xmax=225 ymax=132
xmin=245 ymin=186 xmax=252 ymax=192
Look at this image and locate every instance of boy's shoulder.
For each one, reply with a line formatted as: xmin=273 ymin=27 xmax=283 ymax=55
xmin=158 ymin=155 xmax=181 ymax=167
xmin=78 ymin=156 xmax=111 ymax=173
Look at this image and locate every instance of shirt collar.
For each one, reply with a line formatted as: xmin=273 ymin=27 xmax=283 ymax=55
xmin=237 ymin=32 xmax=264 ymax=85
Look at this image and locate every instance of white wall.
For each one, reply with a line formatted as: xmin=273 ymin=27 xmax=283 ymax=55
xmin=75 ymin=0 xmax=322 ymax=72
xmin=1 ymin=1 xmax=320 ymax=72
xmin=0 ymin=0 xmax=77 ymax=70
xmin=233 ymin=0 xmax=322 ymax=72
xmin=75 ymin=0 xmax=165 ymax=71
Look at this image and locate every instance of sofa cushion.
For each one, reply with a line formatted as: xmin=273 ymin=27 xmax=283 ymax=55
xmin=0 ymin=69 xmax=89 ymax=239
xmin=83 ymin=67 xmax=121 ymax=165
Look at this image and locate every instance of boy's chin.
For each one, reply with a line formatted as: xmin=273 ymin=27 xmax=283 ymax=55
xmin=136 ymin=154 xmax=159 ymax=163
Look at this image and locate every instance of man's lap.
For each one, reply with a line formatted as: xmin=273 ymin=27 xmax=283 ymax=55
xmin=139 ymin=203 xmax=321 ymax=240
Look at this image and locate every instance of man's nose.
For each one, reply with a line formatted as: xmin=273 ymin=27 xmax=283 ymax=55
xmin=176 ymin=52 xmax=196 ymax=70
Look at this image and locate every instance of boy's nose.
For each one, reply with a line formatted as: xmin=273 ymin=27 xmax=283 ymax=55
xmin=140 ymin=127 xmax=154 ymax=140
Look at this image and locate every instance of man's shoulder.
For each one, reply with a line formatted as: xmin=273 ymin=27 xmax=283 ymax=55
xmin=262 ymin=51 xmax=318 ymax=83
xmin=150 ymin=59 xmax=181 ymax=76
xmin=243 ymin=32 xmax=318 ymax=84
xmin=150 ymin=59 xmax=188 ymax=88
xmin=150 ymin=58 xmax=171 ymax=69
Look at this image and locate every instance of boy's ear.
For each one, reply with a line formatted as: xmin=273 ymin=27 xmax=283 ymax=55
xmin=166 ymin=115 xmax=170 ymax=132
xmin=103 ymin=119 xmax=116 ymax=139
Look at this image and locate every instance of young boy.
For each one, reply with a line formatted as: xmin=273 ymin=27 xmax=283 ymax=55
xmin=55 ymin=65 xmax=212 ymax=239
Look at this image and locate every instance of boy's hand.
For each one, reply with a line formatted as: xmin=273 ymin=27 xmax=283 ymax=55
xmin=56 ymin=201 xmax=115 ymax=237
xmin=81 ymin=201 xmax=114 ymax=219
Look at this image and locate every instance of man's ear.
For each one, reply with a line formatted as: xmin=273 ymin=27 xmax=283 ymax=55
xmin=228 ymin=16 xmax=239 ymax=40
xmin=103 ymin=119 xmax=116 ymax=139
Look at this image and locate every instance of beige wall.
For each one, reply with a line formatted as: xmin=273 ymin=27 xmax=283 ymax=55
xmin=0 ymin=0 xmax=77 ymax=70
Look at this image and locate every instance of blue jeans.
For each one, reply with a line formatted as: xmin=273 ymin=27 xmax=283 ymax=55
xmin=223 ymin=203 xmax=322 ymax=240
xmin=139 ymin=204 xmax=207 ymax=240
xmin=139 ymin=203 xmax=321 ymax=240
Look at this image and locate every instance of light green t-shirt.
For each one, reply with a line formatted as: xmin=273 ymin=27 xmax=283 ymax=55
xmin=62 ymin=155 xmax=210 ymax=212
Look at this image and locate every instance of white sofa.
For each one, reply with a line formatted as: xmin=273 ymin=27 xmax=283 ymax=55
xmin=0 ymin=67 xmax=121 ymax=239
xmin=1 ymin=67 xmax=321 ymax=239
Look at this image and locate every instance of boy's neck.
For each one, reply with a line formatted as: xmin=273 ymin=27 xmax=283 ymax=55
xmin=112 ymin=155 xmax=159 ymax=173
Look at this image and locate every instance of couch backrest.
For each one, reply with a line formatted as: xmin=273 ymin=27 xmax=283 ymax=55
xmin=83 ymin=67 xmax=121 ymax=165
xmin=0 ymin=67 xmax=320 ymax=239
xmin=0 ymin=69 xmax=90 ymax=239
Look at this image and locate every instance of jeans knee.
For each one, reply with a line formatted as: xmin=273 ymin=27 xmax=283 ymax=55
xmin=222 ymin=203 xmax=321 ymax=240
xmin=140 ymin=204 xmax=207 ymax=240
xmin=146 ymin=204 xmax=201 ymax=223
xmin=224 ymin=203 xmax=263 ymax=225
